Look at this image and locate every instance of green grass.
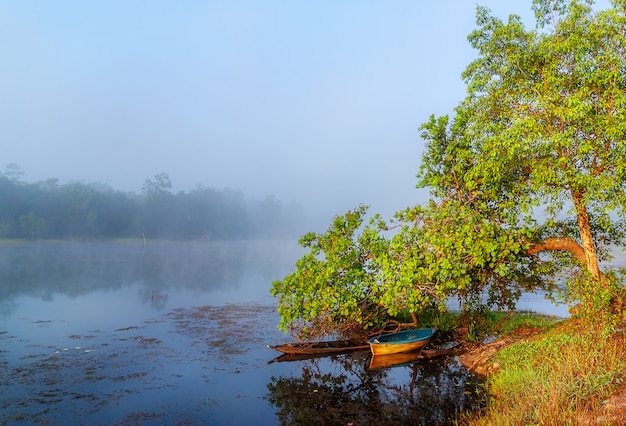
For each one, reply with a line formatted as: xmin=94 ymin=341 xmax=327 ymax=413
xmin=391 ymin=306 xmax=461 ymax=334
xmin=416 ymin=306 xmax=460 ymax=333
xmin=459 ymin=321 xmax=626 ymax=425
xmin=393 ymin=307 xmax=557 ymax=340
xmin=458 ymin=310 xmax=558 ymax=342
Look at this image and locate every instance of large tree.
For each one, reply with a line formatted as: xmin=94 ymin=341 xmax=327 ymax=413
xmin=450 ymin=0 xmax=626 ymax=279
xmin=419 ymin=0 xmax=626 ymax=323
xmin=272 ymin=0 xmax=626 ymax=339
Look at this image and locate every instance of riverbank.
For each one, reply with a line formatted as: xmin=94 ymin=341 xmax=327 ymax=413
xmin=457 ymin=320 xmax=626 ymax=425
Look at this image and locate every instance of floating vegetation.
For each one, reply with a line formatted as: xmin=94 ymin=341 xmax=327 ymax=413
xmin=1 ymin=302 xmax=284 ymax=424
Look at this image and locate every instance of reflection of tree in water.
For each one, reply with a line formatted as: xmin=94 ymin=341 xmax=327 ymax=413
xmin=0 ymin=241 xmax=299 ymax=311
xmin=267 ymin=353 xmax=483 ymax=425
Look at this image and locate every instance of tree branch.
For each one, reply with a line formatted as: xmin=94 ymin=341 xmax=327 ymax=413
xmin=526 ymin=237 xmax=586 ymax=264
xmin=384 ymin=312 xmax=419 ymax=331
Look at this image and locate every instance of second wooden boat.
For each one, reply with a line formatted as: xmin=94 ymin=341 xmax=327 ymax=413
xmin=267 ymin=340 xmax=369 ymax=355
xmin=368 ymin=328 xmax=437 ymax=355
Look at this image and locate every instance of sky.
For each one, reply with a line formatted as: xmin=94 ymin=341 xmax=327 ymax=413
xmin=0 ymin=1 xmax=612 ymax=226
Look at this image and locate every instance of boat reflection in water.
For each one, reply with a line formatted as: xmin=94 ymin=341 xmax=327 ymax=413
xmin=369 ymin=350 xmax=431 ymax=369
xmin=369 ymin=342 xmax=461 ymax=369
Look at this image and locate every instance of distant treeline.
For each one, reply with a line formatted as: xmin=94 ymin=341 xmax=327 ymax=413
xmin=0 ymin=170 xmax=305 ymax=240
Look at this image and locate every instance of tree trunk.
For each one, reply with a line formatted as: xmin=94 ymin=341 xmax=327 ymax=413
xmin=571 ymin=190 xmax=602 ymax=279
xmin=525 ymin=193 xmax=601 ymax=280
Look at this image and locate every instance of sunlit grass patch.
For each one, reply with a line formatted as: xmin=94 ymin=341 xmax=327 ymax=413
xmin=461 ymin=322 xmax=626 ymax=425
xmin=498 ymin=312 xmax=559 ymax=335
xmin=456 ymin=310 xmax=558 ymax=343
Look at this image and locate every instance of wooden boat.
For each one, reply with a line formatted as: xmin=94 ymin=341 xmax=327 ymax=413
xmin=368 ymin=328 xmax=437 ymax=356
xmin=368 ymin=342 xmax=461 ymax=369
xmin=267 ymin=340 xmax=369 ymax=356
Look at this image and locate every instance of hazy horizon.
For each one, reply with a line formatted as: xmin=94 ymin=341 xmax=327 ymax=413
xmin=2 ymin=1 xmax=612 ymax=223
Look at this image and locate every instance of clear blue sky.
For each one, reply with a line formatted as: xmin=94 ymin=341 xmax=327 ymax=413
xmin=0 ymin=1 xmax=611 ymax=223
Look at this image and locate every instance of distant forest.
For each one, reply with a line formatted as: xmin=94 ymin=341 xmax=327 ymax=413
xmin=0 ymin=166 xmax=305 ymax=240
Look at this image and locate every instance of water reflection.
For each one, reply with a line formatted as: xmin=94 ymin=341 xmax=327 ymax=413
xmin=0 ymin=240 xmax=302 ymax=315
xmin=2 ymin=296 xmax=483 ymax=425
xmin=267 ymin=351 xmax=483 ymax=425
xmin=3 ymin=240 xmax=579 ymax=424
xmin=369 ymin=350 xmax=433 ymax=369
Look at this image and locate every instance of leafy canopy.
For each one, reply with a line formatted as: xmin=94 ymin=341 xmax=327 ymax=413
xmin=272 ymin=0 xmax=626 ymax=339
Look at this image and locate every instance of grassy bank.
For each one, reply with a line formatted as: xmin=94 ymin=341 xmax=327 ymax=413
xmin=396 ymin=306 xmax=626 ymax=423
xmin=459 ymin=320 xmax=626 ymax=425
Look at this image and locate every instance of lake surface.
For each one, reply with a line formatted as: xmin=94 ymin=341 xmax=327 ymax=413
xmin=0 ymin=240 xmax=584 ymax=425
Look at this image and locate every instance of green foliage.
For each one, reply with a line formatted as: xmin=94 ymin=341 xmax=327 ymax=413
xmin=565 ymin=269 xmax=626 ymax=337
xmin=500 ymin=313 xmax=558 ymax=336
xmin=396 ymin=306 xmax=459 ymax=334
xmin=271 ymin=205 xmax=386 ymax=338
xmin=420 ymin=0 xmax=626 ymax=321
xmin=271 ymin=206 xmax=461 ymax=338
xmin=466 ymin=321 xmax=482 ymax=344
xmin=430 ymin=310 xmax=459 ymax=334
xmin=272 ymin=0 xmax=626 ymax=338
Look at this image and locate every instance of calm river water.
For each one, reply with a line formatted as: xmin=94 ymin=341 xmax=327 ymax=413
xmin=0 ymin=240 xmax=582 ymax=425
